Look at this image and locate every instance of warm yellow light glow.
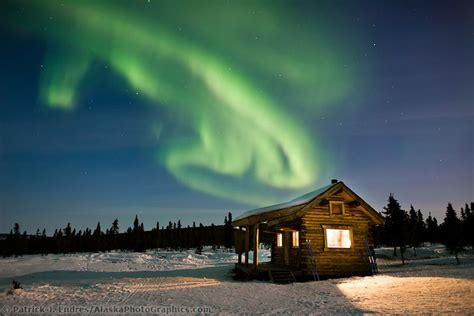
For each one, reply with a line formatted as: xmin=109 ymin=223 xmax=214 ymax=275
xmin=337 ymin=276 xmax=474 ymax=313
xmin=277 ymin=233 xmax=283 ymax=247
xmin=292 ymin=231 xmax=299 ymax=247
xmin=326 ymin=229 xmax=351 ymax=248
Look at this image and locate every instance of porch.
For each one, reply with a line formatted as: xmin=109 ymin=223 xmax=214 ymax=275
xmin=233 ymin=219 xmax=305 ymax=280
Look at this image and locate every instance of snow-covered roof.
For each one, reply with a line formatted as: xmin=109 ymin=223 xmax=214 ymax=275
xmin=234 ymin=183 xmax=336 ymax=222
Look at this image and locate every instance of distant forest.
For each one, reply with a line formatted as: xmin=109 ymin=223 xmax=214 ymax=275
xmin=0 ymin=213 xmax=234 ymax=257
xmin=1 ymin=197 xmax=473 ymax=262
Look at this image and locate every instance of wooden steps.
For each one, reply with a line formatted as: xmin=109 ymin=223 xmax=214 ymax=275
xmin=269 ymin=269 xmax=296 ymax=284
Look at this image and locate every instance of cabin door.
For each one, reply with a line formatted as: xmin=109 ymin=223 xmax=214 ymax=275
xmin=284 ymin=232 xmax=290 ymax=265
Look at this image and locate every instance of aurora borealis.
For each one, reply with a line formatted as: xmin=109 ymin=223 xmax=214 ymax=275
xmin=0 ymin=1 xmax=472 ymax=232
xmin=5 ymin=0 xmax=358 ymax=204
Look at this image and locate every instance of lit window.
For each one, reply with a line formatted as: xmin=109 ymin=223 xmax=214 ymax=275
xmin=277 ymin=233 xmax=283 ymax=247
xmin=292 ymin=231 xmax=299 ymax=247
xmin=326 ymin=229 xmax=351 ymax=248
xmin=330 ymin=201 xmax=344 ymax=216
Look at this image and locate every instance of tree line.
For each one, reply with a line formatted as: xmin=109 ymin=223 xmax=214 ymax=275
xmin=375 ymin=194 xmax=473 ymax=264
xmin=0 ymin=212 xmax=234 ymax=257
xmin=2 ymin=196 xmax=473 ymax=263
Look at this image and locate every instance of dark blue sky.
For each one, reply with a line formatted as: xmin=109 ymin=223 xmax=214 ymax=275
xmin=0 ymin=0 xmax=472 ymax=234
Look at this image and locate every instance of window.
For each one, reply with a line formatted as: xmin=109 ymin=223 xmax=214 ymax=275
xmin=325 ymin=228 xmax=352 ymax=249
xmin=292 ymin=231 xmax=299 ymax=247
xmin=277 ymin=233 xmax=283 ymax=247
xmin=330 ymin=201 xmax=344 ymax=216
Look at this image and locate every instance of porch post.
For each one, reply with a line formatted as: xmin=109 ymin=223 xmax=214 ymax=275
xmin=253 ymin=223 xmax=259 ymax=267
xmin=238 ymin=227 xmax=242 ymax=264
xmin=244 ymin=225 xmax=249 ymax=265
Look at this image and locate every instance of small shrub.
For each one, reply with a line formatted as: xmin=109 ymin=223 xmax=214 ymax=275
xmin=12 ymin=280 xmax=22 ymax=290
xmin=6 ymin=280 xmax=22 ymax=295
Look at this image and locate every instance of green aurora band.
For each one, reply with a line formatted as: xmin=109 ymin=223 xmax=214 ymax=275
xmin=6 ymin=0 xmax=360 ymax=205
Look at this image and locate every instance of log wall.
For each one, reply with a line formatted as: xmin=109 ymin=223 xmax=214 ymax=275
xmin=271 ymin=190 xmax=376 ymax=277
xmin=300 ymin=206 xmax=373 ymax=276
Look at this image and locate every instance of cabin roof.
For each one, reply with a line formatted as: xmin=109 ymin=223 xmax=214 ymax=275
xmin=233 ymin=183 xmax=336 ymax=222
xmin=233 ymin=180 xmax=384 ymax=226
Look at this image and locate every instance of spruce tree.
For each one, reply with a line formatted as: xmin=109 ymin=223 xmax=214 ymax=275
xmin=110 ymin=219 xmax=119 ymax=235
xmin=425 ymin=213 xmax=439 ymax=244
xmin=13 ymin=223 xmax=20 ymax=236
xmin=408 ymin=205 xmax=420 ymax=255
xmin=460 ymin=203 xmax=473 ymax=247
xmin=224 ymin=212 xmax=234 ymax=248
xmin=433 ymin=217 xmax=439 ymax=241
xmin=416 ymin=209 xmax=425 ymax=246
xmin=463 ymin=203 xmax=474 ymax=247
xmin=93 ymin=222 xmax=102 ymax=237
xmin=133 ymin=215 xmax=140 ymax=233
xmin=441 ymin=203 xmax=463 ymax=264
xmin=383 ymin=193 xmax=408 ymax=263
xmin=64 ymin=223 xmax=72 ymax=237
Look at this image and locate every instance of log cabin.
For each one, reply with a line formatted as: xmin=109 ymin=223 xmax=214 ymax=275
xmin=232 ymin=179 xmax=383 ymax=282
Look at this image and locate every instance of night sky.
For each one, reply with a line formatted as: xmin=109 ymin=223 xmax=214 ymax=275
xmin=0 ymin=0 xmax=472 ymax=234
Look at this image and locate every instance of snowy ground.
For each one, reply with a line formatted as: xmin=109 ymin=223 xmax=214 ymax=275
xmin=0 ymin=245 xmax=473 ymax=315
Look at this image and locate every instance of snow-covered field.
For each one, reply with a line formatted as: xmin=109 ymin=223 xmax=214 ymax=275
xmin=0 ymin=245 xmax=473 ymax=314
